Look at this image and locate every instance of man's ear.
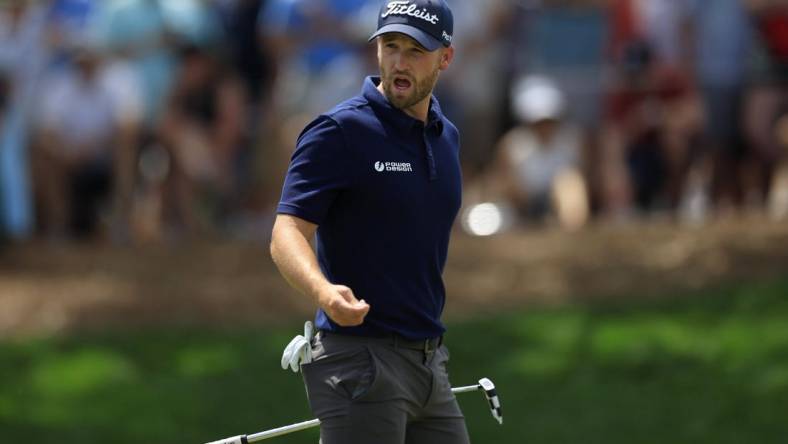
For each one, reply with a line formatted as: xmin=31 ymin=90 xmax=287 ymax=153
xmin=439 ymin=46 xmax=454 ymax=71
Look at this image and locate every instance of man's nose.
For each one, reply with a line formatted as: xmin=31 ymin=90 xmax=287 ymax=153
xmin=392 ymin=52 xmax=408 ymax=71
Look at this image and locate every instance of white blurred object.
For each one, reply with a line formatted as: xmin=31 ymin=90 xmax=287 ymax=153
xmin=461 ymin=202 xmax=515 ymax=236
xmin=511 ymin=75 xmax=566 ymax=123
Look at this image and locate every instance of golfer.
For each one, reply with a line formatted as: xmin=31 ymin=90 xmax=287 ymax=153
xmin=270 ymin=1 xmax=468 ymax=442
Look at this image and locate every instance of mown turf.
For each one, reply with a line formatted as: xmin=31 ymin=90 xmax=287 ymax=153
xmin=1 ymin=278 xmax=787 ymax=443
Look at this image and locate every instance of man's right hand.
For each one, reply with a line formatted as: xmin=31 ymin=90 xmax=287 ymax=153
xmin=270 ymin=215 xmax=370 ymax=327
xmin=317 ymin=285 xmax=370 ymax=327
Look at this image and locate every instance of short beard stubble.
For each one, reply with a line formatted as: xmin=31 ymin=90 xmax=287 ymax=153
xmin=379 ymin=61 xmax=441 ymax=111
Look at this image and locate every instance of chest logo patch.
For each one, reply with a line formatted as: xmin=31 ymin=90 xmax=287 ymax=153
xmin=374 ymin=161 xmax=413 ymax=173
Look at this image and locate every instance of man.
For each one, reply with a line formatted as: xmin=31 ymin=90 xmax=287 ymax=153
xmin=33 ymin=45 xmax=125 ymax=240
xmin=269 ymin=1 xmax=468 ymax=442
xmin=0 ymin=0 xmax=49 ymax=240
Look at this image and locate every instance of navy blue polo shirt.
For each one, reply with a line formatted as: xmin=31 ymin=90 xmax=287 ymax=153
xmin=277 ymin=76 xmax=462 ymax=340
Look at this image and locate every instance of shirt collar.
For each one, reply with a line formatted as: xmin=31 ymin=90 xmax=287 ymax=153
xmin=363 ymin=76 xmax=444 ymax=136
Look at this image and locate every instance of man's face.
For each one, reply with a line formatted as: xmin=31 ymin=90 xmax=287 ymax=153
xmin=376 ymin=33 xmax=451 ymax=112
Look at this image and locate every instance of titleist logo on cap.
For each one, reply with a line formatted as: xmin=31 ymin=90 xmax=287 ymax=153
xmin=381 ymin=1 xmax=439 ymax=25
xmin=369 ymin=0 xmax=453 ymax=50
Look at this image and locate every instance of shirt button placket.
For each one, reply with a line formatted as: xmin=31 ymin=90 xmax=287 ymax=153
xmin=423 ymin=131 xmax=437 ymax=181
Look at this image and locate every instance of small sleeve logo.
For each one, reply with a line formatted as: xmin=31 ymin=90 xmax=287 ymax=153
xmin=374 ymin=161 xmax=386 ymax=172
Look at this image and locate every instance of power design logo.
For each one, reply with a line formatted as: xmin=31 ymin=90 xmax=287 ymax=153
xmin=374 ymin=161 xmax=413 ymax=172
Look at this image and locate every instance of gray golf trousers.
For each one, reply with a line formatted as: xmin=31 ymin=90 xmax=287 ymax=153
xmin=301 ymin=331 xmax=471 ymax=444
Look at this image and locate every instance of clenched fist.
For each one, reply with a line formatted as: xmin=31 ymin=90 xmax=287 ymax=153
xmin=317 ymin=284 xmax=370 ymax=326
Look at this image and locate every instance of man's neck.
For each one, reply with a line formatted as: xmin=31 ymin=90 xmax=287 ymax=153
xmin=403 ymin=99 xmax=430 ymax=123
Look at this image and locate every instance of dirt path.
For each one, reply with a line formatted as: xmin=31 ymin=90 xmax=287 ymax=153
xmin=1 ymin=218 xmax=787 ymax=337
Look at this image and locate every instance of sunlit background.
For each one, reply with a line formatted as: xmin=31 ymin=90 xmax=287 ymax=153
xmin=0 ymin=0 xmax=787 ymax=443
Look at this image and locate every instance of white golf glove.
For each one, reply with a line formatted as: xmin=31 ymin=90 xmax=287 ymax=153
xmin=281 ymin=321 xmax=314 ymax=372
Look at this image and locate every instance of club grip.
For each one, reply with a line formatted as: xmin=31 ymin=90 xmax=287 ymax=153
xmin=204 ymin=435 xmax=248 ymax=444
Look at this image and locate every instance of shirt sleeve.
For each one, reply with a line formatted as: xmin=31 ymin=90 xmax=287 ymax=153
xmin=277 ymin=115 xmax=353 ymax=225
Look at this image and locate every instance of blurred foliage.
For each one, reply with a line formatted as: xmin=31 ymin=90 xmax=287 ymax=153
xmin=1 ymin=278 xmax=787 ymax=443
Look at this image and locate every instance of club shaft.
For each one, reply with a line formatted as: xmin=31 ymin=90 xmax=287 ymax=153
xmin=227 ymin=384 xmax=482 ymax=443
xmin=247 ymin=419 xmax=320 ymax=442
xmin=450 ymin=384 xmax=482 ymax=394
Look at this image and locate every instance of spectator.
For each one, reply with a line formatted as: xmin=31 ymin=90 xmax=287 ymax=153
xmin=93 ymin=0 xmax=178 ymax=129
xmin=687 ymin=0 xmax=754 ymax=214
xmin=0 ymin=0 xmax=51 ymax=240
xmin=215 ymin=0 xmax=280 ymax=239
xmin=32 ymin=45 xmax=132 ymax=240
xmin=217 ymin=0 xmax=275 ymax=111
xmin=601 ymin=43 xmax=700 ymax=217
xmin=487 ymin=76 xmax=589 ymax=230
xmin=0 ymin=71 xmax=8 ymax=136
xmin=258 ymin=0 xmax=375 ymax=117
xmin=743 ymin=0 xmax=788 ymax=211
xmin=100 ymin=48 xmax=146 ymax=242
xmin=439 ymin=0 xmax=514 ymax=180
xmin=158 ymin=44 xmax=245 ymax=236
xmin=0 ymin=70 xmax=7 ymax=112
xmin=595 ymin=0 xmax=704 ymax=221
xmin=47 ymin=0 xmax=100 ymax=63
xmin=0 ymin=70 xmax=9 ymax=243
xmin=492 ymin=0 xmax=609 ymax=223
xmin=509 ymin=0 xmax=609 ymax=130
xmin=768 ymin=106 xmax=788 ymax=219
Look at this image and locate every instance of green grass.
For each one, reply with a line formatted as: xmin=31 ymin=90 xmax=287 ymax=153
xmin=2 ymin=278 xmax=788 ymax=443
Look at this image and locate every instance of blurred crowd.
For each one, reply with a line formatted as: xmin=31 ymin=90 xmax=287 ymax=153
xmin=0 ymin=0 xmax=786 ymax=244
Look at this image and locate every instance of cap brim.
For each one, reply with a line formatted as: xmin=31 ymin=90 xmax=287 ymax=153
xmin=368 ymin=24 xmax=442 ymax=52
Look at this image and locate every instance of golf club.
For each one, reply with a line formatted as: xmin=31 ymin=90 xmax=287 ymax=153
xmin=205 ymin=377 xmax=503 ymax=443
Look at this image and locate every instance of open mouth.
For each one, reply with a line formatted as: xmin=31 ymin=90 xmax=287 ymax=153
xmin=393 ymin=76 xmax=412 ymax=92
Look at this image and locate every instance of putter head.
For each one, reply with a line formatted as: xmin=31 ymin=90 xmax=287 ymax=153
xmin=478 ymin=378 xmax=503 ymax=425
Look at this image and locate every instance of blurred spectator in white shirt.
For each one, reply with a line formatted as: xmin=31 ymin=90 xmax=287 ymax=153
xmin=32 ymin=45 xmax=137 ymax=240
xmin=487 ymin=76 xmax=590 ymax=230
